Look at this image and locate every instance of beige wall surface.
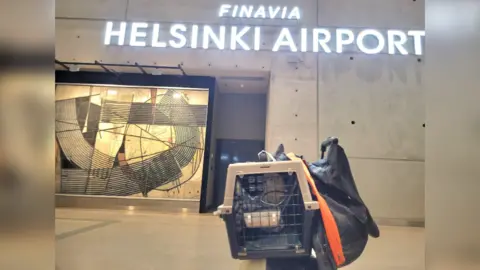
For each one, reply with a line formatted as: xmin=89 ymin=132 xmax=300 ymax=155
xmin=55 ymin=0 xmax=425 ymax=221
xmin=425 ymin=0 xmax=480 ymax=267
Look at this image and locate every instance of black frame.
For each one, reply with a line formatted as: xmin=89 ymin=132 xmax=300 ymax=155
xmin=55 ymin=70 xmax=216 ymax=213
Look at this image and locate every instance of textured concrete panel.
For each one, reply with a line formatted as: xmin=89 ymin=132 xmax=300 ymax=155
xmin=317 ymin=0 xmax=424 ymax=29
xmin=350 ymin=158 xmax=425 ymax=220
xmin=56 ymin=0 xmax=129 ymax=20
xmin=267 ymin=54 xmax=319 ymax=160
xmin=269 ymin=79 xmax=318 ymax=126
xmin=265 ymin=123 xmax=319 ymax=162
xmin=318 ymin=54 xmax=425 ymax=160
xmin=270 ymin=53 xmax=317 ymax=81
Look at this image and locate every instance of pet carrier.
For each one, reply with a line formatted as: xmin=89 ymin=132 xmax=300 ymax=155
xmin=216 ymin=138 xmax=380 ymax=270
xmin=215 ymin=160 xmax=319 ymax=260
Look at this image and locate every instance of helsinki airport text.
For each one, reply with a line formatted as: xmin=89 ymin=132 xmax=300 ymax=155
xmin=104 ymin=22 xmax=424 ymax=56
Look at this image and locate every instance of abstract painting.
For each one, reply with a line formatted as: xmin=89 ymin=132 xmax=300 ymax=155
xmin=55 ymin=84 xmax=209 ymax=199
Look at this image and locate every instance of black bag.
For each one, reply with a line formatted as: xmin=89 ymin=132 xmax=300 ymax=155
xmin=263 ymin=138 xmax=379 ymax=270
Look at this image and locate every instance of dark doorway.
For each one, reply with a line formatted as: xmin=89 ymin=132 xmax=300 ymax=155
xmin=212 ymin=139 xmax=265 ymax=209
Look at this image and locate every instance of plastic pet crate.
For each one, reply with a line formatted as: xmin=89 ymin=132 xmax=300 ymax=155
xmin=216 ymin=160 xmax=319 ymax=260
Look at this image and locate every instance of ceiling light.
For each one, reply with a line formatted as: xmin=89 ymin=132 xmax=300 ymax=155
xmin=152 ymin=69 xmax=163 ymax=75
xmin=173 ymin=92 xmax=182 ymax=99
xmin=69 ymin=64 xmax=80 ymax=72
xmin=107 ymin=89 xmax=117 ymax=95
xmin=240 ymin=84 xmax=244 ymax=88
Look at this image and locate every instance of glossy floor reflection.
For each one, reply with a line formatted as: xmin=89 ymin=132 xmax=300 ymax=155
xmin=56 ymin=208 xmax=424 ymax=270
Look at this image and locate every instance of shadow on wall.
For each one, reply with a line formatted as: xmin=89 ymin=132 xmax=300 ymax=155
xmin=319 ymin=55 xmax=423 ymax=85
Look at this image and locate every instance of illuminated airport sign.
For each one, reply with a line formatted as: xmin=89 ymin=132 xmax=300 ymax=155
xmin=104 ymin=4 xmax=425 ymax=55
xmin=218 ymin=4 xmax=301 ymax=20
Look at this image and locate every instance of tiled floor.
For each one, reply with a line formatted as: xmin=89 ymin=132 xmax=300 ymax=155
xmin=55 ymin=208 xmax=425 ymax=270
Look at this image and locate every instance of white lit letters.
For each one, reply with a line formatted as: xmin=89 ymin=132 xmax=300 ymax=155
xmin=312 ymin=28 xmax=332 ymax=53
xmin=218 ymin=4 xmax=301 ymax=20
xmin=152 ymin=24 xmax=167 ymax=47
xmin=104 ymin=21 xmax=126 ymax=45
xmin=230 ymin=26 xmax=251 ymax=50
xmin=272 ymin=28 xmax=297 ymax=52
xmin=103 ymin=5 xmax=425 ymax=56
xmin=407 ymin=30 xmax=425 ymax=55
xmin=169 ymin=24 xmax=188 ymax=48
xmin=387 ymin=30 xmax=408 ymax=55
xmin=356 ymin=29 xmax=385 ymax=55
xmin=336 ymin=29 xmax=355 ymax=54
xmin=104 ymin=22 xmax=425 ymax=55
xmin=203 ymin=25 xmax=226 ymax=50
xmin=130 ymin=22 xmax=148 ymax=47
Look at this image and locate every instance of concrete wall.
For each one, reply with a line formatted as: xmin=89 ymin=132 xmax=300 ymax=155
xmin=215 ymin=93 xmax=267 ymax=141
xmin=55 ymin=0 xmax=425 ymax=221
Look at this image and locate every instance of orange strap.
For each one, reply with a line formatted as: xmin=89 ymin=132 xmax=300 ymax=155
xmin=287 ymin=153 xmax=345 ymax=266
